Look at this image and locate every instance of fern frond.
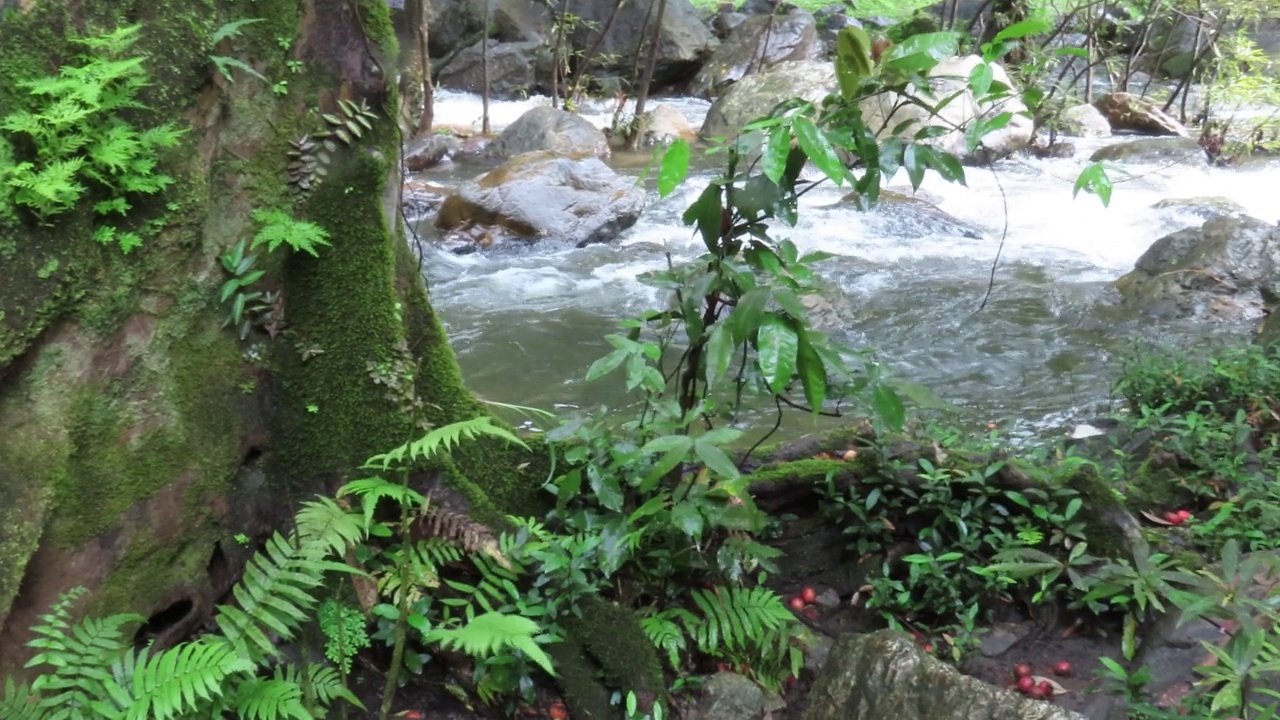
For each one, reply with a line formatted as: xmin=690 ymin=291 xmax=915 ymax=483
xmin=250 ymin=208 xmax=329 ymax=256
xmin=210 ymin=55 xmax=268 ymax=84
xmin=682 ymin=586 xmax=795 ymax=658
xmin=86 ymin=122 xmax=141 ymax=177
xmin=420 ymin=506 xmax=501 ymax=558
xmin=120 ymin=639 xmax=253 ymax=720
xmin=294 ymin=664 xmax=364 ymax=710
xmin=24 ymin=592 xmax=141 ymax=719
xmin=224 ymin=676 xmax=308 ymax=720
xmin=294 ymin=496 xmax=366 ymax=557
xmin=336 ymin=476 xmax=427 ymax=530
xmin=364 ymin=417 xmax=528 ymax=470
xmin=0 ymin=678 xmax=45 ymax=720
xmin=427 ymin=612 xmax=556 ymax=676
xmin=641 ymin=612 xmax=688 ymax=671
xmin=211 ymin=18 xmax=265 ymax=45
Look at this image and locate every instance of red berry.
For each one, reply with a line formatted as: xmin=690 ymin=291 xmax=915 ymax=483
xmin=1029 ymin=684 xmax=1047 ymax=700
xmin=1176 ymin=509 xmax=1192 ymax=522
xmin=921 ymin=643 xmax=933 ymax=652
xmin=788 ymin=596 xmax=806 ymax=611
xmin=1017 ymin=676 xmax=1035 ymax=693
xmin=1053 ymin=660 xmax=1073 ymax=676
xmin=801 ymin=587 xmax=817 ymax=604
xmin=1038 ymin=680 xmax=1054 ymax=698
xmin=802 ymin=607 xmax=819 ymax=621
xmin=1164 ymin=511 xmax=1184 ymax=525
xmin=716 ymin=662 xmax=731 ymax=673
xmin=1013 ymin=663 xmax=1033 ymax=679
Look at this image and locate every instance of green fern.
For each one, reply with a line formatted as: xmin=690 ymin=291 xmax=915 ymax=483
xmin=294 ymin=495 xmax=367 ymax=558
xmin=364 ymin=417 xmax=528 ymax=471
xmin=682 ymin=586 xmax=794 ymax=657
xmin=427 ymin=612 xmax=556 ymax=676
xmin=106 ymin=639 xmax=254 ymax=719
xmin=0 ymin=678 xmax=41 ymax=720
xmin=318 ymin=599 xmax=370 ymax=675
xmin=641 ymin=611 xmax=688 ymax=671
xmin=249 ymin=208 xmax=330 ymax=256
xmin=337 ymin=476 xmax=428 ymax=530
xmin=212 ymin=18 xmax=265 ymax=45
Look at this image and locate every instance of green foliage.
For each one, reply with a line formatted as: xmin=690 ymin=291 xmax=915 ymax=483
xmin=0 ymin=24 xmax=183 ymax=251
xmin=218 ymin=239 xmax=273 ymax=340
xmin=427 ymin=611 xmax=556 ymax=676
xmin=319 ymin=599 xmax=371 ymax=675
xmin=209 ymin=18 xmax=269 ymax=84
xmin=318 ymin=100 xmax=377 ymax=152
xmin=250 ymin=209 xmax=331 ymax=257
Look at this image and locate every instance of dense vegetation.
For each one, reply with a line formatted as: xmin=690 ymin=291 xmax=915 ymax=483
xmin=2 ymin=0 xmax=1280 ymax=719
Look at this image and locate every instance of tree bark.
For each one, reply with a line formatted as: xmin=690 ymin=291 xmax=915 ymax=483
xmin=627 ymin=0 xmax=668 ymax=150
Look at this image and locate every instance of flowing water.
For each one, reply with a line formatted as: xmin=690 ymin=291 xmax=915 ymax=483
xmin=414 ymin=90 xmax=1280 ymax=440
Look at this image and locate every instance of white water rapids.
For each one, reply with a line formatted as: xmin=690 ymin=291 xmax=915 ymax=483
xmin=413 ymin=90 xmax=1280 ymax=440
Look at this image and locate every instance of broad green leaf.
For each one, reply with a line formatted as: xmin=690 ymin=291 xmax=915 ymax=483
xmin=1072 ymin=162 xmax=1112 ymax=207
xmin=658 ymin=139 xmax=690 ymax=198
xmin=589 ymin=468 xmax=625 ymax=512
xmin=683 ymin=183 xmax=724 ymax=251
xmin=671 ymin=501 xmax=705 ymax=538
xmin=756 ymin=315 xmax=799 ymax=395
xmin=772 ymin=287 xmax=808 ymax=321
xmin=731 ymin=287 xmax=770 ymax=344
xmin=704 ymin=323 xmax=734 ymax=390
xmin=796 ymin=330 xmax=827 ymax=415
xmin=968 ymin=62 xmax=994 ymax=98
xmin=694 ymin=440 xmax=740 ymax=480
xmin=792 ymin=116 xmax=845 ymax=185
xmin=762 ymin=125 xmax=792 ymax=185
xmin=903 ymin=144 xmax=925 ymax=189
xmin=585 ymin=348 xmax=628 ymax=381
xmin=993 ymin=18 xmax=1049 ymax=43
xmin=835 ymin=25 xmax=874 ymax=100
xmin=872 ymin=384 xmax=906 ymax=429
xmin=641 ymin=434 xmax=694 ymax=456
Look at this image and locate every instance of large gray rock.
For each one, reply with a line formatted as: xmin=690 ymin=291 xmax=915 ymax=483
xmin=694 ymin=672 xmax=768 ymax=720
xmin=690 ymin=9 xmax=822 ymax=98
xmin=436 ymin=39 xmax=549 ymax=99
xmin=1089 ymin=137 xmax=1206 ymax=164
xmin=487 ymin=106 xmax=609 ymax=160
xmin=1116 ymin=215 xmax=1280 ymax=320
xmin=859 ymin=55 xmax=1034 ymax=164
xmin=806 ymin=631 xmax=1086 ymax=720
xmin=834 ymin=189 xmax=984 ymax=240
xmin=435 ymin=151 xmax=646 ymax=249
xmin=1056 ymin=104 xmax=1112 ymax=138
xmin=634 ymin=104 xmax=698 ymax=147
xmin=569 ymin=0 xmax=716 ymax=89
xmin=700 ymin=60 xmax=837 ymax=139
xmin=1092 ymin=92 xmax=1188 ymax=137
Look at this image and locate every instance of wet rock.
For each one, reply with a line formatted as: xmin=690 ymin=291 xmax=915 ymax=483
xmin=404 ymin=134 xmax=460 ymax=172
xmin=1116 ymin=215 xmax=1280 ymax=321
xmin=486 ymin=105 xmax=609 ymax=160
xmin=859 ymin=55 xmax=1034 ymax=163
xmin=690 ymin=9 xmax=822 ymax=98
xmin=815 ymin=587 xmax=841 ymax=608
xmin=695 ymin=672 xmax=767 ymax=720
xmin=401 ymin=179 xmax=454 ymax=222
xmin=806 ymin=631 xmax=1086 ymax=720
xmin=1151 ymin=196 xmax=1249 ymax=222
xmin=805 ymin=633 xmax=836 ymax=673
xmin=1089 ymin=137 xmax=1206 ymax=165
xmin=436 ymin=39 xmax=549 ymax=98
xmin=979 ymin=622 xmax=1029 ymax=658
xmin=834 ymin=189 xmax=984 ymax=240
xmin=710 ymin=9 xmax=749 ymax=39
xmin=568 ymin=0 xmax=716 ymax=90
xmin=701 ymin=60 xmax=835 ymax=139
xmin=1057 ymin=103 xmax=1112 ymax=138
xmin=435 ymin=151 xmax=646 ymax=249
xmin=634 ymin=104 xmax=698 ymax=147
xmin=1092 ymin=92 xmax=1188 ymax=137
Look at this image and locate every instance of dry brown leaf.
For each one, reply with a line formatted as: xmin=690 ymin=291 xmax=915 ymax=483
xmin=1140 ymin=510 xmax=1174 ymax=526
xmin=1030 ymin=676 xmax=1067 ymax=695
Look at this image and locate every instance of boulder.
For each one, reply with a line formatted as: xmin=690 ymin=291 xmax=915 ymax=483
xmin=435 ymin=151 xmax=646 ymax=249
xmin=859 ymin=55 xmax=1033 ymax=163
xmin=700 ymin=57 xmax=1032 ymax=163
xmin=568 ymin=0 xmax=716 ymax=89
xmin=690 ymin=9 xmax=822 ymax=98
xmin=694 ymin=672 xmax=768 ymax=720
xmin=1092 ymin=92 xmax=1188 ymax=137
xmin=833 ymin=189 xmax=984 ymax=240
xmin=1089 ymin=137 xmax=1206 ymax=164
xmin=700 ymin=60 xmax=837 ymax=139
xmin=806 ymin=631 xmax=1086 ymax=720
xmin=404 ymin=134 xmax=460 ymax=172
xmin=436 ymin=39 xmax=548 ymax=98
xmin=709 ymin=9 xmax=749 ymax=39
xmin=634 ymin=103 xmax=698 ymax=147
xmin=486 ymin=105 xmax=610 ymax=160
xmin=1056 ymin=103 xmax=1112 ymax=138
xmin=1116 ymin=215 xmax=1280 ymax=320
xmin=1152 ymin=196 xmax=1250 ymax=222
xmin=402 ymin=179 xmax=454 ymax=223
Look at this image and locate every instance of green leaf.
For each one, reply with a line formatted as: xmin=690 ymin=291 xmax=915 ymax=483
xmin=762 ymin=125 xmax=792 ymax=185
xmin=872 ymin=384 xmax=905 ymax=429
xmin=756 ymin=315 xmax=798 ymax=395
xmin=704 ymin=323 xmax=734 ymax=390
xmin=211 ymin=18 xmax=264 ymax=44
xmin=694 ymin=440 xmax=740 ymax=480
xmin=589 ymin=468 xmax=625 ymax=512
xmin=671 ymin=502 xmax=705 ymax=539
xmin=835 ymin=25 xmax=874 ymax=100
xmin=1072 ymin=162 xmax=1112 ymax=207
xmin=967 ymin=62 xmax=994 ymax=97
xmin=731 ymin=287 xmax=770 ymax=344
xmin=657 ymin=139 xmax=690 ymax=198
xmin=993 ymin=18 xmax=1049 ymax=43
xmin=683 ymin=183 xmax=724 ymax=252
xmin=903 ymin=144 xmax=925 ymax=189
xmin=796 ymin=330 xmax=827 ymax=415
xmin=792 ymin=116 xmax=845 ymax=185
xmin=586 ymin=348 xmax=628 ymax=382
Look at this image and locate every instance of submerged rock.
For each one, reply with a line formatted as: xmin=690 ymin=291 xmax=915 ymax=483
xmin=404 ymin=134 xmax=460 ymax=171
xmin=1056 ymin=103 xmax=1112 ymax=138
xmin=1151 ymin=196 xmax=1249 ymax=222
xmin=690 ymin=9 xmax=822 ymax=98
xmin=487 ymin=105 xmax=609 ymax=160
xmin=806 ymin=631 xmax=1086 ymax=720
xmin=435 ymin=151 xmax=646 ymax=249
xmin=834 ymin=189 xmax=984 ymax=240
xmin=634 ymin=104 xmax=698 ymax=147
xmin=1116 ymin=215 xmax=1280 ymax=320
xmin=1089 ymin=137 xmax=1206 ymax=164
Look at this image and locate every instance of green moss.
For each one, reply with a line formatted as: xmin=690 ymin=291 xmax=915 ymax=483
xmin=745 ymin=456 xmax=873 ymax=485
xmin=561 ymin=596 xmax=666 ymax=718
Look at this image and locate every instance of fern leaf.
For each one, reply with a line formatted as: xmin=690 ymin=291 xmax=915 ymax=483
xmin=336 ymin=476 xmax=427 ymax=530
xmin=296 ymin=664 xmax=365 ymax=710
xmin=88 ymin=122 xmax=142 ymax=177
xmin=214 ymin=532 xmax=325 ymax=660
xmin=1 ymin=678 xmax=45 ymax=720
xmin=125 ymin=640 xmax=251 ymax=720
xmin=294 ymin=496 xmax=366 ymax=557
xmin=364 ymin=417 xmax=527 ymax=470
xmin=250 ymin=208 xmax=330 ymax=256
xmin=210 ymin=55 xmax=268 ymax=83
xmin=427 ymin=612 xmax=556 ymax=676
xmin=225 ymin=676 xmax=309 ymax=720
xmin=211 ymin=18 xmax=265 ymax=45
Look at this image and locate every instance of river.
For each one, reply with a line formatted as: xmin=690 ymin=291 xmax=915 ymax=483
xmin=412 ymin=90 xmax=1280 ymax=442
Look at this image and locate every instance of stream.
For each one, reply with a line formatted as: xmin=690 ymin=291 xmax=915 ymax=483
xmin=413 ymin=90 xmax=1280 ymax=441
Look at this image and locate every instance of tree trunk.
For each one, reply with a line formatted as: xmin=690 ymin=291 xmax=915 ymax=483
xmin=419 ymin=0 xmax=436 ymax=135
xmin=481 ymin=0 xmax=491 ymax=134
xmin=628 ymin=0 xmax=668 ymax=149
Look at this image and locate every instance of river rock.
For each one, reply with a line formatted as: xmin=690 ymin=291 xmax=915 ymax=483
xmin=404 ymin=134 xmax=460 ymax=172
xmin=568 ymin=0 xmax=716 ymax=89
xmin=860 ymin=55 xmax=1034 ymax=164
xmin=701 ymin=60 xmax=836 ymax=139
xmin=805 ymin=631 xmax=1086 ymax=720
xmin=709 ymin=9 xmax=749 ymax=39
xmin=1056 ymin=103 xmax=1112 ymax=138
xmin=1152 ymin=196 xmax=1249 ymax=222
xmin=834 ymin=189 xmax=984 ymax=240
xmin=435 ymin=151 xmax=646 ymax=249
xmin=436 ymin=39 xmax=549 ymax=98
xmin=694 ymin=672 xmax=768 ymax=720
xmin=634 ymin=104 xmax=698 ymax=147
xmin=487 ymin=105 xmax=609 ymax=160
xmin=1092 ymin=92 xmax=1188 ymax=137
xmin=690 ymin=9 xmax=822 ymax=98
xmin=1089 ymin=137 xmax=1206 ymax=164
xmin=402 ymin=179 xmax=454 ymax=222
xmin=1116 ymin=215 xmax=1280 ymax=320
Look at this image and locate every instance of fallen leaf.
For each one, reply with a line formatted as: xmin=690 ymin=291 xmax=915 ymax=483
xmin=1140 ymin=510 xmax=1173 ymax=526
xmin=1031 ymin=676 xmax=1067 ymax=695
